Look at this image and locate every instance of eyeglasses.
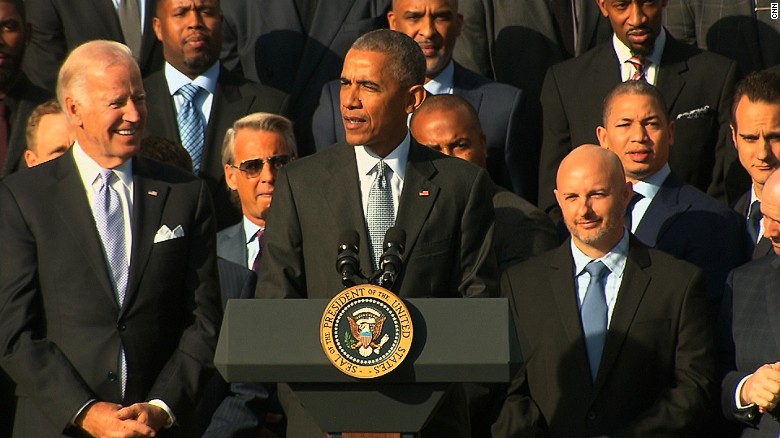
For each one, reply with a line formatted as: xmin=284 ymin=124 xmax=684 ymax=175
xmin=230 ymin=155 xmax=293 ymax=178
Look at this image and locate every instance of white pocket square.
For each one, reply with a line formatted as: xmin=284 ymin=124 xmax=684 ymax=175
xmin=675 ymin=105 xmax=711 ymax=120
xmin=154 ymin=224 xmax=185 ymax=243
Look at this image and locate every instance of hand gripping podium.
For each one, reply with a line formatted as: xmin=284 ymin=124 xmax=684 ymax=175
xmin=215 ymin=297 xmax=521 ymax=437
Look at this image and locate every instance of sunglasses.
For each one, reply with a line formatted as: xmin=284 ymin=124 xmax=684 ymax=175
xmin=230 ymin=155 xmax=293 ymax=178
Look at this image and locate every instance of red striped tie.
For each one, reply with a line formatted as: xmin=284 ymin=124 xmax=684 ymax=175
xmin=626 ymin=56 xmax=646 ymax=81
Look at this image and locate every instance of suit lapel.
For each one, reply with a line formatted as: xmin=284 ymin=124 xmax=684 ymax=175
xmin=548 ymin=243 xmax=594 ymax=386
xmin=577 ymin=0 xmax=603 ymax=56
xmin=124 ymin=158 xmax=170 ymax=315
xmin=593 ymin=239 xmax=651 ymax=394
xmin=219 ymin=224 xmax=249 ymax=268
xmin=395 ymin=142 xmax=440 ymax=264
xmin=453 ymin=63 xmax=485 ymax=113
xmin=634 ymin=175 xmax=690 ymax=246
xmin=144 ymin=72 xmax=180 ymax=143
xmin=90 ymin=0 xmax=124 ymax=40
xmin=657 ymin=36 xmax=688 ymax=112
xmin=321 ymin=143 xmax=374 ymax=275
xmin=292 ymin=1 xmax=356 ymax=95
xmin=203 ymin=70 xmax=255 ymax=173
xmin=54 ymin=150 xmax=118 ymax=307
xmin=527 ymin=0 xmax=563 ymax=56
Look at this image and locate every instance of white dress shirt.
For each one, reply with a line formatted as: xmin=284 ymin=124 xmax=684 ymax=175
xmin=613 ymin=28 xmax=666 ymax=85
xmin=354 ymin=133 xmax=410 ymax=219
xmin=164 ymin=61 xmax=220 ymax=124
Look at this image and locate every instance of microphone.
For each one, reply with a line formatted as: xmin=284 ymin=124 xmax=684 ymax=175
xmin=376 ymin=227 xmax=406 ymax=288
xmin=337 ymin=230 xmax=362 ymax=286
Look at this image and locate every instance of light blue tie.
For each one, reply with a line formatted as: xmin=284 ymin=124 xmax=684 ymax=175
xmin=581 ymin=260 xmax=609 ymax=381
xmin=367 ymin=160 xmax=395 ymax=270
xmin=176 ymin=83 xmax=205 ymax=174
xmin=93 ymin=169 xmax=129 ymax=396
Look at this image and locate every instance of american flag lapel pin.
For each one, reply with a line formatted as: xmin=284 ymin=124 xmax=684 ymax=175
xmin=147 ymin=190 xmax=158 ymax=197
xmin=418 ymin=189 xmax=429 ymax=197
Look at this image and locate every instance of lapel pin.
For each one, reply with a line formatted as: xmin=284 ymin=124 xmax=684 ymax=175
xmin=418 ymin=189 xmax=429 ymax=197
xmin=147 ymin=190 xmax=158 ymax=197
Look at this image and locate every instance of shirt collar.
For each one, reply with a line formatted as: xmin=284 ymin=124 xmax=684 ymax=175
xmin=354 ymin=132 xmax=411 ymax=181
xmin=164 ymin=61 xmax=220 ymax=96
xmin=242 ymin=216 xmax=263 ymax=244
xmin=631 ymin=163 xmax=670 ymax=201
xmin=424 ymin=60 xmax=455 ymax=95
xmin=571 ymin=230 xmax=629 ymax=279
xmin=73 ymin=140 xmax=134 ymax=189
xmin=612 ymin=27 xmax=666 ymax=69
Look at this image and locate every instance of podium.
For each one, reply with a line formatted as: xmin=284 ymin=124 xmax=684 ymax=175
xmin=215 ymin=298 xmax=521 ymax=436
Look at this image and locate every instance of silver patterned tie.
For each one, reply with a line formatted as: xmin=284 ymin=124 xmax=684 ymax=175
xmin=176 ymin=83 xmax=205 ymax=174
xmin=367 ymin=160 xmax=395 ymax=270
xmin=93 ymin=169 xmax=129 ymax=396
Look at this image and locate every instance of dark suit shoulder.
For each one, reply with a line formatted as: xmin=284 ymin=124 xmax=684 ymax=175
xmin=676 ymin=181 xmax=742 ymax=219
xmin=220 ymin=68 xmax=289 ymax=106
xmin=729 ymin=252 xmax=779 ymax=279
xmin=662 ymin=33 xmax=736 ymax=70
xmin=133 ymin=155 xmax=202 ymax=184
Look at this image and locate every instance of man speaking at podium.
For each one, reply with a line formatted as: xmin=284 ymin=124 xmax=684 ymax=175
xmin=256 ymin=29 xmax=498 ymax=437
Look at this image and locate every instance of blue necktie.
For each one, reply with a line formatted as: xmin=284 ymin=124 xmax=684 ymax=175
xmin=176 ymin=83 xmax=205 ymax=174
xmin=748 ymin=200 xmax=762 ymax=245
xmin=367 ymin=160 xmax=395 ymax=270
xmin=93 ymin=169 xmax=128 ymax=396
xmin=581 ymin=260 xmax=610 ymax=381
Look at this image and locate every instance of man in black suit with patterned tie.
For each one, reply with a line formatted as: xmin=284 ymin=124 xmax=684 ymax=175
xmin=0 ymin=40 xmax=221 ymax=437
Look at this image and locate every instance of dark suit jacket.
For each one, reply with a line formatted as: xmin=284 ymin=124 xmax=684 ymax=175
xmin=453 ymin=0 xmax=612 ymax=203
xmin=734 ymin=191 xmax=774 ymax=260
xmin=22 ymin=0 xmax=163 ymax=92
xmin=493 ymin=237 xmax=716 ymax=437
xmin=219 ymin=0 xmax=391 ymax=156
xmin=216 ymin=222 xmax=248 ymax=268
xmin=0 ymin=149 xmax=222 ymax=437
xmin=720 ymin=254 xmax=780 ymax=437
xmin=538 ymin=32 xmax=739 ymax=213
xmin=664 ymin=0 xmax=780 ymax=74
xmin=143 ymin=65 xmax=288 ymax=230
xmin=311 ymin=63 xmax=525 ymax=195
xmin=0 ymin=74 xmax=53 ymax=177
xmin=632 ymin=173 xmax=748 ymax=308
xmin=257 ymin=139 xmax=498 ymax=437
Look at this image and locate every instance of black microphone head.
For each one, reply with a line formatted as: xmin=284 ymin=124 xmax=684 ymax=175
xmin=383 ymin=227 xmax=406 ymax=252
xmin=338 ymin=229 xmax=360 ymax=252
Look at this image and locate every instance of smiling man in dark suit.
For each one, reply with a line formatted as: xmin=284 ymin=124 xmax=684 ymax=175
xmin=258 ymin=29 xmax=497 ymax=437
xmin=143 ymin=0 xmax=288 ymax=230
xmin=312 ymin=0 xmax=524 ymax=196
xmin=538 ymin=0 xmax=739 ymax=215
xmin=0 ymin=40 xmax=221 ymax=437
xmin=729 ymin=70 xmax=780 ymax=260
xmin=493 ymin=145 xmax=716 ymax=436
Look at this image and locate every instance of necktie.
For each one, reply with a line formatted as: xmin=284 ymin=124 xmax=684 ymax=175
xmin=117 ymin=0 xmax=142 ymax=60
xmin=93 ymin=169 xmax=129 ymax=397
xmin=625 ymin=56 xmax=646 ymax=81
xmin=252 ymin=229 xmax=265 ymax=273
xmin=748 ymin=200 xmax=762 ymax=245
xmin=367 ymin=160 xmax=395 ymax=270
xmin=581 ymin=260 xmax=610 ymax=381
xmin=176 ymin=84 xmax=205 ymax=174
xmin=0 ymin=102 xmax=7 ymax=171
xmin=624 ymin=192 xmax=644 ymax=232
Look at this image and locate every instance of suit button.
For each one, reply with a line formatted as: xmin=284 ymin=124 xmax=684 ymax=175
xmin=587 ymin=411 xmax=597 ymax=421
xmin=107 ymin=371 xmax=118 ymax=382
xmin=118 ymin=323 xmax=126 ymax=331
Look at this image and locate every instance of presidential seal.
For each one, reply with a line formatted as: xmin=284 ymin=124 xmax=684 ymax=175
xmin=320 ymin=285 xmax=413 ymax=378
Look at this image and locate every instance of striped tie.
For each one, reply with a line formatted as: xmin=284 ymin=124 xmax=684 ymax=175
xmin=176 ymin=84 xmax=205 ymax=174
xmin=625 ymin=56 xmax=646 ymax=81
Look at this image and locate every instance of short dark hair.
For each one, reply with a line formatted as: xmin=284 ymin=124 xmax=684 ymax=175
xmin=351 ymin=29 xmax=426 ymax=89
xmin=411 ymin=94 xmax=482 ymax=133
xmin=602 ymin=80 xmax=669 ymax=124
xmin=731 ymin=70 xmax=780 ymax=128
xmin=139 ymin=136 xmax=193 ymax=172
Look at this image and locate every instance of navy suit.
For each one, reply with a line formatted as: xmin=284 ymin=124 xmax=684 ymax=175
xmin=720 ymin=255 xmax=780 ymax=437
xmin=733 ymin=191 xmax=773 ymax=260
xmin=311 ymin=62 xmax=525 ymax=196
xmin=633 ymin=173 xmax=748 ymax=308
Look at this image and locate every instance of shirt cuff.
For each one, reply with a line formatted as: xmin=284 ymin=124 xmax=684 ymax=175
xmin=148 ymin=399 xmax=176 ymax=428
xmin=70 ymin=398 xmax=96 ymax=425
xmin=736 ymin=374 xmax=756 ymax=410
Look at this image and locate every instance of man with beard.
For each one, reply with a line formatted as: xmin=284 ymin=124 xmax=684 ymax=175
xmin=537 ymin=0 xmax=740 ymax=216
xmin=596 ymin=80 xmax=747 ymax=311
xmin=0 ymin=0 xmax=52 ymax=177
xmin=143 ymin=0 xmax=288 ymax=229
xmin=493 ymin=145 xmax=716 ymax=436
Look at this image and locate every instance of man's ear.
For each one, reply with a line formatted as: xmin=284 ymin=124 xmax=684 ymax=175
xmin=64 ymin=96 xmax=83 ymax=128
xmin=407 ymin=85 xmax=426 ymax=114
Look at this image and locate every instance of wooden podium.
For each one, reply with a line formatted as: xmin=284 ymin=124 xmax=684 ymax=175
xmin=215 ymin=298 xmax=521 ymax=436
